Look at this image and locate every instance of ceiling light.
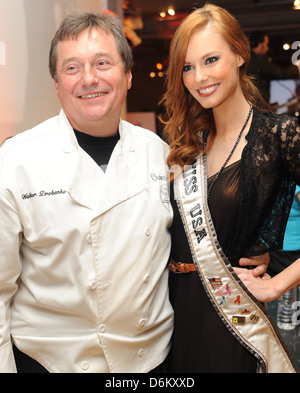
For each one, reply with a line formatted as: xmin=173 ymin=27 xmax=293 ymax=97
xmin=124 ymin=16 xmax=143 ymax=47
xmin=168 ymin=8 xmax=175 ymax=16
xmin=294 ymin=0 xmax=300 ymax=9
xmin=283 ymin=43 xmax=290 ymax=50
xmin=160 ymin=11 xmax=166 ymax=17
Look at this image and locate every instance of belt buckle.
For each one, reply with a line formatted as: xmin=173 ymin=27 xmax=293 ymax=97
xmin=169 ymin=261 xmax=186 ymax=274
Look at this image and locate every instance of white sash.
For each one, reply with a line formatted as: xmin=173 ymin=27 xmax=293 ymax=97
xmin=173 ymin=154 xmax=296 ymax=373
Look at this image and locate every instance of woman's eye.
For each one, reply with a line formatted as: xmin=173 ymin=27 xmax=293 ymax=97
xmin=206 ymin=56 xmax=218 ymax=65
xmin=183 ymin=64 xmax=194 ymax=72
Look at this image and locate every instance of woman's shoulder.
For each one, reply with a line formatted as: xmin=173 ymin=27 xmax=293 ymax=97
xmin=256 ymin=107 xmax=298 ymax=128
xmin=251 ymin=108 xmax=299 ymax=141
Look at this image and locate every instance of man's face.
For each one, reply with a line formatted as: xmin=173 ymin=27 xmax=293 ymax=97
xmin=54 ymin=28 xmax=132 ymax=136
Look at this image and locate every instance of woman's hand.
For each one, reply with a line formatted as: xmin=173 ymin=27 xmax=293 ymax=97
xmin=233 ymin=267 xmax=277 ymax=303
xmin=235 ymin=257 xmax=300 ymax=303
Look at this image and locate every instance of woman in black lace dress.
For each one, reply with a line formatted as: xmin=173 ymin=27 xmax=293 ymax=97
xmin=161 ymin=4 xmax=300 ymax=373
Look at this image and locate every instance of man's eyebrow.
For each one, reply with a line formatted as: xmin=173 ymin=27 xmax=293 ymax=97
xmin=62 ymin=51 xmax=113 ymax=65
xmin=60 ymin=52 xmax=115 ymax=68
xmin=61 ymin=57 xmax=78 ymax=68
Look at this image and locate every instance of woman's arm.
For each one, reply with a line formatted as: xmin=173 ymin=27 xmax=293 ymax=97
xmin=234 ymin=258 xmax=300 ymax=303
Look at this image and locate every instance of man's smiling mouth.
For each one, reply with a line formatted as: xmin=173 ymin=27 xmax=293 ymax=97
xmin=79 ymin=92 xmax=107 ymax=99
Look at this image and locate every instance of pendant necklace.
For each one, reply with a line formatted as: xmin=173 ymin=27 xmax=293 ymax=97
xmin=207 ymin=103 xmax=253 ymax=200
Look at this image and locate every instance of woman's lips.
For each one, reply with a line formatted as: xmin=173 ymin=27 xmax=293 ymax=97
xmin=197 ymin=83 xmax=220 ymax=96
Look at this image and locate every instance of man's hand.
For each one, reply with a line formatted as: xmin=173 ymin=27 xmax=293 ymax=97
xmin=238 ymin=252 xmax=269 ymax=277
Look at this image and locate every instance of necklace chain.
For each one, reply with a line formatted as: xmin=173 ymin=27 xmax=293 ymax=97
xmin=207 ymin=103 xmax=253 ymax=200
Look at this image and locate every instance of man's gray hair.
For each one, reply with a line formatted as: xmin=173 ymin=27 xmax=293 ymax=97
xmin=49 ymin=12 xmax=133 ymax=81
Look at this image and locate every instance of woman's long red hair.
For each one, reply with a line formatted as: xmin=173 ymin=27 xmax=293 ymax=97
xmin=160 ymin=3 xmax=270 ymax=172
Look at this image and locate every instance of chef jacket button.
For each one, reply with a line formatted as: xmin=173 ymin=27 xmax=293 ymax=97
xmin=89 ymin=280 xmax=97 ymax=290
xmin=138 ymin=348 xmax=145 ymax=357
xmin=139 ymin=318 xmax=146 ymax=327
xmin=143 ymin=274 xmax=150 ymax=283
xmin=99 ymin=324 xmax=106 ymax=333
xmin=81 ymin=361 xmax=89 ymax=371
xmin=144 ymin=227 xmax=151 ymax=237
xmin=128 ymin=145 xmax=135 ymax=152
xmin=87 ymin=235 xmax=92 ymax=244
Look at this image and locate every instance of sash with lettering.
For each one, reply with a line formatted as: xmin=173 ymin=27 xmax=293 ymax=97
xmin=173 ymin=155 xmax=296 ymax=373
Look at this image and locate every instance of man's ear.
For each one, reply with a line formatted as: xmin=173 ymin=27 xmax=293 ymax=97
xmin=127 ymin=70 xmax=132 ymax=90
xmin=54 ymin=79 xmax=59 ymax=94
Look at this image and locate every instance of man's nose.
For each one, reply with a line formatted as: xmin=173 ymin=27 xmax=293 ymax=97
xmin=82 ymin=65 xmax=99 ymax=85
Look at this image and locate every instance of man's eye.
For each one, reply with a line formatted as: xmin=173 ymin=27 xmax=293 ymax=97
xmin=97 ymin=61 xmax=110 ymax=68
xmin=65 ymin=65 xmax=79 ymax=73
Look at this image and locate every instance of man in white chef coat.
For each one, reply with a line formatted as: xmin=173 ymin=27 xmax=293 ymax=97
xmin=0 ymin=12 xmax=173 ymax=373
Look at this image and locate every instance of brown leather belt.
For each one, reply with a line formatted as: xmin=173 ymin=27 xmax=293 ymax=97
xmin=169 ymin=260 xmax=197 ymax=273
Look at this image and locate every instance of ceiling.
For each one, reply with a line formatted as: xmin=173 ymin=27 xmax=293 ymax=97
xmin=126 ymin=0 xmax=300 ymax=38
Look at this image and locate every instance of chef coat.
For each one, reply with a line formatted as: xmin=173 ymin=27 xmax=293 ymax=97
xmin=0 ymin=110 xmax=173 ymax=373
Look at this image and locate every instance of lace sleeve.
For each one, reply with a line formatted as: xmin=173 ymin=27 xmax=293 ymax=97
xmin=233 ymin=110 xmax=299 ymax=260
xmin=279 ymin=115 xmax=300 ymax=184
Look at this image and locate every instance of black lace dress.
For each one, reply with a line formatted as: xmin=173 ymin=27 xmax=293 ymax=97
xmin=166 ymin=108 xmax=300 ymax=373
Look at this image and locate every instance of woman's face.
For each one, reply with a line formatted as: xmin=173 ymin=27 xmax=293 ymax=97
xmin=182 ymin=24 xmax=244 ymax=110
